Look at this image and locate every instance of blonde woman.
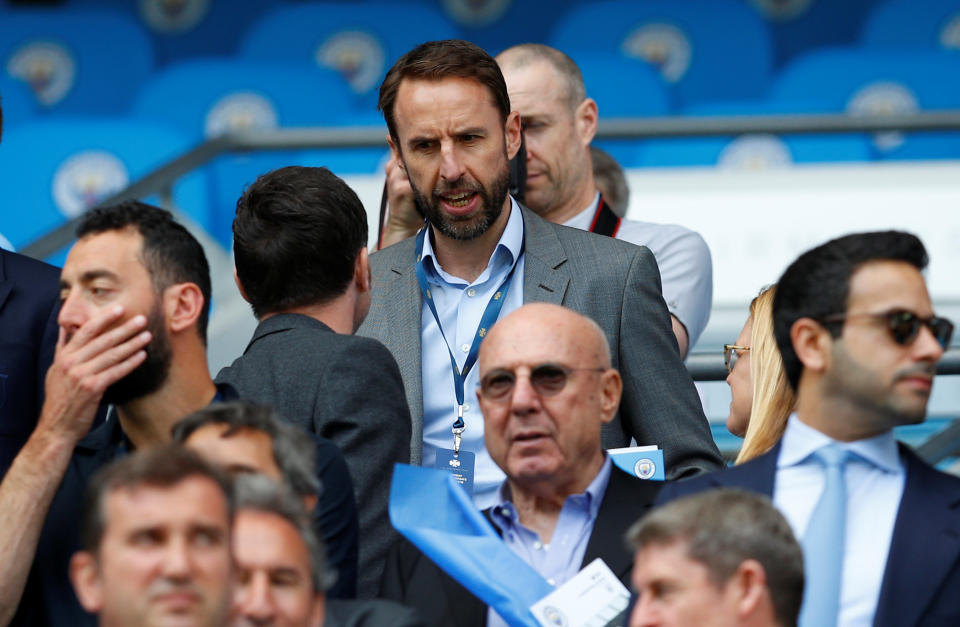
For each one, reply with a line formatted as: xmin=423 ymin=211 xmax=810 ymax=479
xmin=724 ymin=285 xmax=796 ymax=464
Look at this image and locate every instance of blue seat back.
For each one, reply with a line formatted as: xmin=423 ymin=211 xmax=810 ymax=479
xmin=861 ymin=0 xmax=960 ymax=50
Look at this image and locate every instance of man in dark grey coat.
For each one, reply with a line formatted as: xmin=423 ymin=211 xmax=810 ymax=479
xmin=216 ymin=166 xmax=412 ymax=598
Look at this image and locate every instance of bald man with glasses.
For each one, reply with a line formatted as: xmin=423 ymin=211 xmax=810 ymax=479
xmin=381 ymin=303 xmax=662 ymax=627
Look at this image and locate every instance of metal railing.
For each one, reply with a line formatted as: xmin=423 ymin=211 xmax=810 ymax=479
xmin=19 ymin=110 xmax=960 ymax=463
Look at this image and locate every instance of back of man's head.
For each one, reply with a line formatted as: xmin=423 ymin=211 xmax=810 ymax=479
xmin=77 ymin=200 xmax=212 ymax=344
xmin=628 ymin=489 xmax=803 ymax=627
xmin=772 ymin=231 xmax=928 ymax=390
xmin=233 ymin=166 xmax=368 ymax=319
xmin=172 ymin=401 xmax=320 ymax=501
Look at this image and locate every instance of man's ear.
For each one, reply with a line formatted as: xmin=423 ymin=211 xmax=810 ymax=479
xmin=387 ymin=134 xmax=404 ymax=171
xmin=791 ymin=317 xmax=832 ymax=376
xmin=164 ymin=282 xmax=205 ymax=336
xmin=355 ymin=248 xmax=371 ymax=294
xmin=575 ymin=97 xmax=598 ymax=146
xmin=725 ymin=559 xmax=769 ymax=620
xmin=69 ymin=551 xmax=104 ymax=614
xmin=233 ymin=267 xmax=251 ymax=304
xmin=505 ymin=110 xmax=522 ymax=160
xmin=598 ymin=368 xmax=623 ymax=424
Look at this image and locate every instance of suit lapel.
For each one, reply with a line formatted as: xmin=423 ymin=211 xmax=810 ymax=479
xmin=874 ymin=447 xmax=960 ymax=627
xmin=519 ymin=205 xmax=569 ymax=306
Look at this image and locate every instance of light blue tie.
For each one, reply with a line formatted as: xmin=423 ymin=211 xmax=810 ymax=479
xmin=799 ymin=444 xmax=851 ymax=627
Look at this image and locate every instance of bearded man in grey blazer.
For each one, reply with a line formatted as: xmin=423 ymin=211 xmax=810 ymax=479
xmin=358 ymin=39 xmax=721 ymax=508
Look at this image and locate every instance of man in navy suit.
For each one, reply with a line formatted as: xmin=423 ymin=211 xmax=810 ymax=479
xmin=658 ymin=231 xmax=959 ymax=627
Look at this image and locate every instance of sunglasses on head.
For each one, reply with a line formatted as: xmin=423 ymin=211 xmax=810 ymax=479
xmin=478 ymin=363 xmax=606 ymax=400
xmin=819 ymin=309 xmax=954 ymax=349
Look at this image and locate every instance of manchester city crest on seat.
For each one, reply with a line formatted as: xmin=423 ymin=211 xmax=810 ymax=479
xmin=718 ymin=134 xmax=793 ymax=170
xmin=748 ymin=0 xmax=814 ymax=22
xmin=315 ymin=31 xmax=385 ymax=94
xmin=940 ymin=13 xmax=960 ymax=50
xmin=847 ymin=81 xmax=918 ymax=152
xmin=139 ymin=0 xmax=210 ymax=34
xmin=7 ymin=41 xmax=76 ymax=107
xmin=204 ymin=91 xmax=279 ymax=138
xmin=52 ymin=150 xmax=129 ymax=218
xmin=442 ymin=0 xmax=512 ymax=27
xmin=621 ymin=23 xmax=691 ymax=83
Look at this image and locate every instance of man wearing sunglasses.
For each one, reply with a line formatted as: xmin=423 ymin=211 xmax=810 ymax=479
xmin=656 ymin=230 xmax=960 ymax=627
xmin=381 ymin=303 xmax=662 ymax=626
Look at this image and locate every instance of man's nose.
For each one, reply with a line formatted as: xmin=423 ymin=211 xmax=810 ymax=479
xmin=439 ymin=144 xmax=466 ymax=182
xmin=914 ymin=323 xmax=946 ymax=363
xmin=57 ymin=290 xmax=85 ymax=337
xmin=160 ymin=537 xmax=193 ymax=580
xmin=509 ymin=372 xmax=542 ymax=415
xmin=239 ymin=573 xmax=275 ymax=623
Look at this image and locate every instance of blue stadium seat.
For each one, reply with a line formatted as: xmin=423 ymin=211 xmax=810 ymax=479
xmin=239 ymin=3 xmax=460 ymax=112
xmin=437 ymin=0 xmax=581 ymax=56
xmin=0 ymin=9 xmax=153 ymax=114
xmin=633 ymin=101 xmax=873 ymax=168
xmin=747 ymin=0 xmax=881 ymax=67
xmin=861 ymin=0 xmax=960 ymax=50
xmin=549 ymin=0 xmax=773 ymax=108
xmin=0 ymin=118 xmax=208 ymax=261
xmin=770 ymin=48 xmax=960 ymax=160
xmin=0 ymin=74 xmax=38 ymax=129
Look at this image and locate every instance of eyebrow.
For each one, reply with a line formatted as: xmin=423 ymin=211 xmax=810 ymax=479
xmin=59 ymin=269 xmax=121 ymax=291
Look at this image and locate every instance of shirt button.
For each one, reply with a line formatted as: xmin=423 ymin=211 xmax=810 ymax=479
xmin=547 ymin=578 xmax=556 ymax=586
xmin=461 ymin=343 xmax=470 ymax=353
xmin=463 ymin=403 xmax=471 ymax=412
xmin=533 ymin=541 xmax=543 ymax=550
xmin=467 ymin=288 xmax=477 ymax=297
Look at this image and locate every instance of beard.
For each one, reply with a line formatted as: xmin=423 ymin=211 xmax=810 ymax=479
xmin=409 ymin=160 xmax=511 ymax=241
xmin=102 ymin=303 xmax=172 ymax=406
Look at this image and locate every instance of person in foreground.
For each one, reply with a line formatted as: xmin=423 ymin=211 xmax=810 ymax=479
xmin=174 ymin=401 xmax=360 ymax=599
xmin=725 ymin=285 xmax=796 ymax=464
xmin=231 ymin=474 xmax=424 ymax=627
xmin=69 ymin=445 xmax=234 ymax=627
xmin=658 ymin=230 xmax=959 ymax=627
xmin=0 ymin=201 xmax=233 ymax=626
xmin=359 ymin=38 xmax=721 ymax=507
xmin=381 ymin=303 xmax=663 ymax=626
xmin=627 ymin=489 xmax=803 ymax=627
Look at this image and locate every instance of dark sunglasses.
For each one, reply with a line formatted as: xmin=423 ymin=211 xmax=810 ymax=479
xmin=478 ymin=363 xmax=605 ymax=400
xmin=722 ymin=344 xmax=751 ymax=373
xmin=819 ymin=309 xmax=954 ymax=349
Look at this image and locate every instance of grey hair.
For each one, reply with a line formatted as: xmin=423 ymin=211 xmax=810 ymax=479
xmin=234 ymin=474 xmax=332 ymax=592
xmin=497 ymin=43 xmax=587 ymax=113
xmin=172 ymin=401 xmax=320 ymax=498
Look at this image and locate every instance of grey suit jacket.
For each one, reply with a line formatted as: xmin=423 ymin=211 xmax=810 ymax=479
xmin=216 ymin=314 xmax=412 ymax=598
xmin=358 ymin=205 xmax=722 ymax=478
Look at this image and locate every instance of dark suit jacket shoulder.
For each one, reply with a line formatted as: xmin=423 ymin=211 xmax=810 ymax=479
xmin=360 ymin=206 xmax=722 ymax=479
xmin=380 ymin=467 xmax=661 ymax=627
xmin=325 ymin=599 xmax=426 ymax=627
xmin=0 ymin=249 xmax=60 ymax=476
xmin=216 ymin=313 xmax=411 ymax=598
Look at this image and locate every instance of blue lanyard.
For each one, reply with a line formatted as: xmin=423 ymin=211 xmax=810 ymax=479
xmin=414 ymin=221 xmax=524 ymax=452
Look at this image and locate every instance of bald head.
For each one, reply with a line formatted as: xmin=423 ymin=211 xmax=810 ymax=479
xmin=477 ymin=304 xmax=620 ymax=496
xmin=497 ymin=44 xmax=586 ymax=114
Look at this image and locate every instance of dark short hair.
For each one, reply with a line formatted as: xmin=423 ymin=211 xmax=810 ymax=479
xmin=233 ymin=166 xmax=368 ymax=319
xmin=172 ymin=401 xmax=319 ymax=499
xmin=378 ymin=39 xmax=510 ymax=144
xmin=234 ymin=474 xmax=330 ymax=592
xmin=76 ymin=201 xmax=212 ymax=344
xmin=628 ymin=489 xmax=803 ymax=627
xmin=79 ymin=445 xmax=234 ymax=553
xmin=773 ymin=231 xmax=928 ymax=389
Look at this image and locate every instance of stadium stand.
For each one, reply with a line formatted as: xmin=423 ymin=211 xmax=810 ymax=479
xmin=0 ymin=75 xmax=37 ymax=128
xmin=436 ymin=0 xmax=581 ymax=56
xmin=861 ymin=0 xmax=960 ymax=50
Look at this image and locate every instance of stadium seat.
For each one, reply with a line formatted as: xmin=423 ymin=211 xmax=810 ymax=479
xmin=548 ymin=0 xmax=773 ymax=108
xmin=770 ymin=48 xmax=960 ymax=160
xmin=0 ymin=117 xmax=208 ymax=261
xmin=0 ymin=74 xmax=38 ymax=129
xmin=239 ymin=2 xmax=460 ymax=113
xmin=438 ymin=0 xmax=581 ymax=55
xmin=0 ymin=9 xmax=153 ymax=114
xmin=861 ymin=0 xmax=960 ymax=50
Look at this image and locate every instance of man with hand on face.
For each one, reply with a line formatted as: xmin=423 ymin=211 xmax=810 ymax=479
xmin=69 ymin=445 xmax=235 ymax=627
xmin=657 ymin=231 xmax=960 ymax=626
xmin=0 ymin=202 xmax=234 ymax=626
xmin=231 ymin=475 xmax=424 ymax=627
xmin=627 ymin=489 xmax=804 ymax=627
xmin=360 ymin=39 xmax=720 ymax=509
xmin=174 ymin=401 xmax=360 ymax=599
xmin=380 ymin=43 xmax=713 ymax=357
xmin=381 ymin=303 xmax=662 ymax=626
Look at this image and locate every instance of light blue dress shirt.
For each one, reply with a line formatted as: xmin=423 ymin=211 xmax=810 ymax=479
xmin=487 ymin=455 xmax=613 ymax=627
xmin=419 ymin=199 xmax=526 ymax=508
xmin=774 ymin=415 xmax=906 ymax=627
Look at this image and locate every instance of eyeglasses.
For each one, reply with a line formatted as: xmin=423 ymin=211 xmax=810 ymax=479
xmin=478 ymin=364 xmax=606 ymax=400
xmin=723 ymin=344 xmax=751 ymax=373
xmin=819 ymin=309 xmax=954 ymax=349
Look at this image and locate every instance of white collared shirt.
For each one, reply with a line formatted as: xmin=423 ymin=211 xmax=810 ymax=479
xmin=562 ymin=193 xmax=713 ymax=347
xmin=419 ymin=198 xmax=526 ymax=508
xmin=774 ymin=415 xmax=906 ymax=627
